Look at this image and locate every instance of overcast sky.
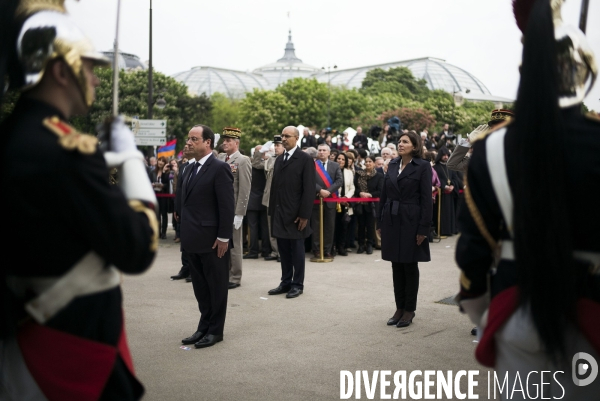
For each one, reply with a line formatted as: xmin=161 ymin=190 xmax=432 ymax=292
xmin=68 ymin=0 xmax=600 ymax=111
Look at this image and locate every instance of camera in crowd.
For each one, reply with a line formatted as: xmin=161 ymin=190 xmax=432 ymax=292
xmin=387 ymin=116 xmax=402 ymax=143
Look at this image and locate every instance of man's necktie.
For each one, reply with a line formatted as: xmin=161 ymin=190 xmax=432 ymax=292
xmin=284 ymin=152 xmax=289 ymax=162
xmin=187 ymin=162 xmax=200 ymax=186
xmin=226 ymin=155 xmax=230 ymax=162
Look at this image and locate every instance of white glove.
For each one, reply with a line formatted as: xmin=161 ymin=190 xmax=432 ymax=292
xmin=234 ymin=215 xmax=243 ymax=230
xmin=467 ymin=124 xmax=490 ymax=143
xmin=260 ymin=141 xmax=273 ymax=153
xmin=111 ymin=115 xmax=138 ymax=153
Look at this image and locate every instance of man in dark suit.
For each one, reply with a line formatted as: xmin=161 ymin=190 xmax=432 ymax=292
xmin=300 ymin=127 xmax=317 ymax=149
xmin=180 ymin=125 xmax=234 ymax=348
xmin=171 ymin=145 xmax=194 ymax=281
xmin=268 ymin=126 xmax=316 ymax=298
xmin=245 ymin=149 xmax=271 ymax=259
xmin=312 ymin=144 xmax=342 ymax=258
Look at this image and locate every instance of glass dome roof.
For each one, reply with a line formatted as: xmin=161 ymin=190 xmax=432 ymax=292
xmin=171 ymin=67 xmax=269 ymax=98
xmin=319 ymin=57 xmax=492 ymax=96
xmin=171 ymin=35 xmax=512 ymax=104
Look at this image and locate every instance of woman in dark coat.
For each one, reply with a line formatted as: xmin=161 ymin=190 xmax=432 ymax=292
xmin=432 ymin=147 xmax=460 ymax=235
xmin=378 ymin=131 xmax=432 ymax=328
xmin=354 ymin=156 xmax=383 ymax=254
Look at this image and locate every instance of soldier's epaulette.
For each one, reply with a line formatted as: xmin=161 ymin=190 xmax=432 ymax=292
xmin=43 ymin=116 xmax=98 ymax=155
xmin=470 ymin=120 xmax=512 ymax=144
xmin=584 ymin=112 xmax=600 ymax=124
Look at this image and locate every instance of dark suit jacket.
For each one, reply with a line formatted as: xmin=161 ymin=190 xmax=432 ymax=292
xmin=180 ymin=154 xmax=235 ymax=253
xmin=269 ymin=147 xmax=316 ymax=239
xmin=301 ymin=135 xmax=317 ymax=149
xmin=315 ymin=159 xmax=343 ymax=209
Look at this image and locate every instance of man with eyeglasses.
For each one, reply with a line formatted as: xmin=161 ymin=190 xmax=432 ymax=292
xmin=267 ymin=126 xmax=316 ymax=298
xmin=179 ymin=125 xmax=234 ymax=349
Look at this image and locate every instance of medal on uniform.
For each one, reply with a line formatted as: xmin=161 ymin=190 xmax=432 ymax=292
xmin=230 ymin=163 xmax=238 ymax=173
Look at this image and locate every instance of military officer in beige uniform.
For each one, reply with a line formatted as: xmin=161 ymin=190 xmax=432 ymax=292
xmin=218 ymin=127 xmax=252 ymax=289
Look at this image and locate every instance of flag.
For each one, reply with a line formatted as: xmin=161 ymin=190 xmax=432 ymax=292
xmin=157 ymin=139 xmax=176 ymax=158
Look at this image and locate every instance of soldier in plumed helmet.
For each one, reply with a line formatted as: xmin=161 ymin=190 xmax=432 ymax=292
xmin=0 ymin=1 xmax=158 ymax=399
xmin=455 ymin=0 xmax=600 ymax=398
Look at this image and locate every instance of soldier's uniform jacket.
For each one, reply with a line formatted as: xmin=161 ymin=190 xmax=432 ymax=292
xmin=218 ymin=151 xmax=251 ymax=216
xmin=455 ymin=108 xmax=600 ymax=367
xmin=2 ymin=98 xmax=157 ymax=399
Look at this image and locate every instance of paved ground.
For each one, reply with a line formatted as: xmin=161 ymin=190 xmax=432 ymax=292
xmin=123 ymin=229 xmax=492 ymax=400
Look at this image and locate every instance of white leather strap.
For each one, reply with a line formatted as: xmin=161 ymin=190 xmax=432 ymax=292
xmin=486 ymin=128 xmax=513 ymax=236
xmin=6 ymin=252 xmax=120 ymax=324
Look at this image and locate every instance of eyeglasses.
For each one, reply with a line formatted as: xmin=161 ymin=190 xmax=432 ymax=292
xmin=186 ymin=136 xmax=202 ymax=142
xmin=281 ymin=134 xmax=296 ymax=139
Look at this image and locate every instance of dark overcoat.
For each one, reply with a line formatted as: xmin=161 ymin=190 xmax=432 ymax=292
xmin=378 ymin=157 xmax=432 ymax=263
xmin=269 ymin=147 xmax=316 ymax=239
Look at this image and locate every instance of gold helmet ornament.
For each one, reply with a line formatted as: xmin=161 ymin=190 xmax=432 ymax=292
xmin=513 ymin=0 xmax=597 ymax=108
xmin=15 ymin=0 xmax=109 ymax=107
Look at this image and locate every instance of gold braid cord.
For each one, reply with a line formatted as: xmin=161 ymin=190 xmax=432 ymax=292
xmin=129 ymin=200 xmax=159 ymax=252
xmin=16 ymin=0 xmax=66 ymax=18
xmin=463 ymin=174 xmax=497 ymax=251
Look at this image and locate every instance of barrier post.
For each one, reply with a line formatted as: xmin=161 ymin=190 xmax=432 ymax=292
xmin=437 ymin=190 xmax=447 ymax=240
xmin=310 ymin=198 xmax=333 ymax=263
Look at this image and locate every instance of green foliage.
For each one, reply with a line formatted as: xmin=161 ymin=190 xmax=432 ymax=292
xmin=239 ymin=88 xmax=292 ymax=149
xmin=208 ymin=92 xmax=241 ymax=134
xmin=70 ymin=68 xmax=211 ymax=155
xmin=379 ymin=108 xmax=437 ymax=132
xmin=275 ymin=78 xmax=329 ymax=128
xmin=0 ymin=90 xmax=21 ymax=123
xmin=361 ymin=67 xmax=430 ymax=101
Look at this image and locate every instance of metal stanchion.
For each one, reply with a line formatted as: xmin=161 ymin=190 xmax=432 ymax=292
xmin=437 ymin=189 xmax=447 ymax=240
xmin=310 ymin=198 xmax=333 ymax=263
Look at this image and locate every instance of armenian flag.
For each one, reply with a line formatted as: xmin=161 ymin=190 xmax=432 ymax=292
xmin=157 ymin=139 xmax=176 ymax=158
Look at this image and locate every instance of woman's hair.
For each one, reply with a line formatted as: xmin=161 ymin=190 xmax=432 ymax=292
xmin=336 ymin=152 xmax=349 ymax=169
xmin=154 ymin=156 xmax=168 ymax=175
xmin=400 ymin=132 xmax=423 ymax=158
xmin=347 ymin=149 xmax=358 ymax=159
xmin=512 ymin=0 xmax=573 ymax=362
xmin=345 ymin=151 xmax=355 ymax=161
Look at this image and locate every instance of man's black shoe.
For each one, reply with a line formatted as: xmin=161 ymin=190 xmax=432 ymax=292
xmin=268 ymin=285 xmax=291 ymax=295
xmin=338 ymin=248 xmax=348 ymax=256
xmin=264 ymin=255 xmax=278 ymax=261
xmin=286 ymin=288 xmax=303 ymax=298
xmin=228 ymin=282 xmax=240 ymax=289
xmin=185 ymin=276 xmax=192 ymax=282
xmin=471 ymin=327 xmax=477 ymax=336
xmin=182 ymin=331 xmax=205 ymax=345
xmin=357 ymin=246 xmax=365 ymax=254
xmin=194 ymin=334 xmax=223 ymax=348
xmin=277 ymin=256 xmax=281 ymax=262
xmin=366 ymin=244 xmax=373 ymax=254
xmin=243 ymin=253 xmax=258 ymax=259
xmin=170 ymin=272 xmax=187 ymax=280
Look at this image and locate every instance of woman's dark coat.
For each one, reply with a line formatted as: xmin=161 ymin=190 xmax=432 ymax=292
xmin=378 ymin=157 xmax=433 ymax=263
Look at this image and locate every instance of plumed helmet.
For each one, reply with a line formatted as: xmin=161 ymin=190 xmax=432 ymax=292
xmin=14 ymin=0 xmax=109 ymax=106
xmin=513 ymin=0 xmax=597 ymax=108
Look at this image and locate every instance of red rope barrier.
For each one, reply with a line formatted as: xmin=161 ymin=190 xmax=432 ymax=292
xmin=313 ymin=197 xmax=380 ymax=204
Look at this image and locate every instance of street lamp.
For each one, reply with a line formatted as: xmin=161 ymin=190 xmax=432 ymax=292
xmin=148 ymin=0 xmax=154 ymax=119
xmin=322 ymin=64 xmax=337 ymax=128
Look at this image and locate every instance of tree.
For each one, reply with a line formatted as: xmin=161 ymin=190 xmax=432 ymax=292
xmin=379 ymin=108 xmax=436 ymax=132
xmin=208 ymin=92 xmax=241 ymax=134
xmin=361 ymin=67 xmax=430 ymax=101
xmin=274 ymin=77 xmax=329 ymax=128
xmin=70 ymin=68 xmax=211 ymax=155
xmin=239 ymin=89 xmax=293 ymax=149
xmin=329 ymin=87 xmax=368 ymax=132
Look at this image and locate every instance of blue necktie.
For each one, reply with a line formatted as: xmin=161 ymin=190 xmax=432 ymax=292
xmin=284 ymin=152 xmax=289 ymax=162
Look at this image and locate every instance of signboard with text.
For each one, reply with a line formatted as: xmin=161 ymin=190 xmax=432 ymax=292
xmin=131 ymin=119 xmax=167 ymax=146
